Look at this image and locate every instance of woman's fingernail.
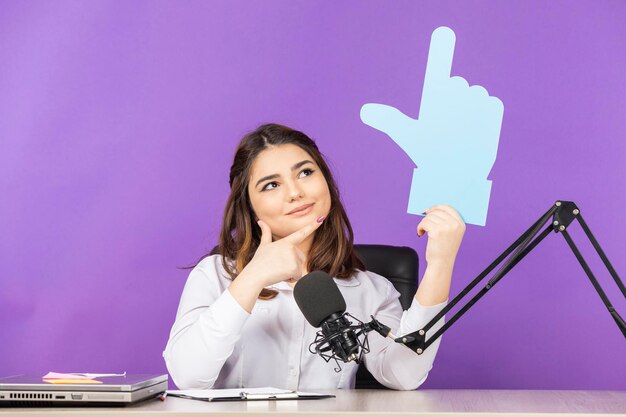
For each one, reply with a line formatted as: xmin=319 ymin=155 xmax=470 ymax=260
xmin=317 ymin=215 xmax=326 ymax=223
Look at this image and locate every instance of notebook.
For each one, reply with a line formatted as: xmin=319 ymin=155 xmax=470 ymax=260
xmin=167 ymin=386 xmax=335 ymax=401
xmin=0 ymin=374 xmax=168 ymax=407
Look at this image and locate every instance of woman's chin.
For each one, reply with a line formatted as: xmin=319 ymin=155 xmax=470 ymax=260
xmin=276 ymin=213 xmax=318 ymax=235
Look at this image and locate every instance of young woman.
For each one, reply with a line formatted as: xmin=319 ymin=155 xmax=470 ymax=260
xmin=163 ymin=123 xmax=465 ymax=391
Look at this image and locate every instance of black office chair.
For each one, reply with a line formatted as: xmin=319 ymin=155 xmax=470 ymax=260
xmin=353 ymin=244 xmax=420 ymax=389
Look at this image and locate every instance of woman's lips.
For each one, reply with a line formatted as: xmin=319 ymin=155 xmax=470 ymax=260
xmin=287 ymin=203 xmax=314 ymax=216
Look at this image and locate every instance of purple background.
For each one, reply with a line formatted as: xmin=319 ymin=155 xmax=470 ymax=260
xmin=1 ymin=1 xmax=625 ymax=389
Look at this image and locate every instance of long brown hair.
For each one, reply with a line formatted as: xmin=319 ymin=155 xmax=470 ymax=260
xmin=212 ymin=123 xmax=364 ymax=299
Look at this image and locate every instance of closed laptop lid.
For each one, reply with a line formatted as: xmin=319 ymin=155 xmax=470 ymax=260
xmin=0 ymin=374 xmax=167 ymax=392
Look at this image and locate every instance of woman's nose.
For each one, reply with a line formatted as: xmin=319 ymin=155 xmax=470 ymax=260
xmin=286 ymin=182 xmax=304 ymax=201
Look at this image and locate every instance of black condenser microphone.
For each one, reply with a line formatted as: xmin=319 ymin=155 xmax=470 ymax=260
xmin=293 ymin=271 xmax=365 ymax=368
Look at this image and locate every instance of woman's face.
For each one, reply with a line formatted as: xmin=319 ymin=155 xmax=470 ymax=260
xmin=248 ymin=144 xmax=331 ymax=240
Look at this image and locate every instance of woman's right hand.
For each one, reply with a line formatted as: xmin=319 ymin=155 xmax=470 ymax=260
xmin=244 ymin=217 xmax=325 ymax=288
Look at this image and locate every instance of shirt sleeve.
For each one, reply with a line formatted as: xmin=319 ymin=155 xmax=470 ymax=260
xmin=162 ymin=257 xmax=250 ymax=389
xmin=363 ymin=279 xmax=447 ymax=390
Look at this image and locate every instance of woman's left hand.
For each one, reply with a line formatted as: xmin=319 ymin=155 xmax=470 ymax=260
xmin=417 ymin=205 xmax=466 ymax=266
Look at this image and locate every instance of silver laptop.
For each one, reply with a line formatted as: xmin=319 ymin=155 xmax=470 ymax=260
xmin=0 ymin=374 xmax=168 ymax=407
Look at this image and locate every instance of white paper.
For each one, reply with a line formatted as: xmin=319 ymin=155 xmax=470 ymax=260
xmin=72 ymin=372 xmax=127 ymax=378
xmin=167 ymin=387 xmax=290 ymax=399
xmin=167 ymin=387 xmax=328 ymax=400
xmin=43 ymin=372 xmax=127 ymax=380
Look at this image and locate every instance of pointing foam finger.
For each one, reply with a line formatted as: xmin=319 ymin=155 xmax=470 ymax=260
xmin=423 ymin=26 xmax=456 ymax=88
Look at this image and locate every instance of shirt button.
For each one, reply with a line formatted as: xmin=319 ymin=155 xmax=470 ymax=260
xmin=289 ymin=368 xmax=298 ymax=376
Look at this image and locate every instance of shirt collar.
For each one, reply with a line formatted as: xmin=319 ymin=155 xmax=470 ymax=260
xmin=333 ymin=276 xmax=360 ymax=287
xmin=267 ymin=275 xmax=361 ymax=291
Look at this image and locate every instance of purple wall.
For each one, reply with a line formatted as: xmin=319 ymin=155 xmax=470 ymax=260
xmin=1 ymin=1 xmax=624 ymax=389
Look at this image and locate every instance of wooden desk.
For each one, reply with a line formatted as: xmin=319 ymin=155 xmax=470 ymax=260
xmin=1 ymin=389 xmax=625 ymax=416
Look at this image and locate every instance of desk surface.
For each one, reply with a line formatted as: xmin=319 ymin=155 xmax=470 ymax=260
xmin=1 ymin=389 xmax=626 ymax=416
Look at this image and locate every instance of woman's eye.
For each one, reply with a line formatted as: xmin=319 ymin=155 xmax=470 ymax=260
xmin=262 ymin=182 xmax=278 ymax=191
xmin=299 ymin=168 xmax=315 ymax=178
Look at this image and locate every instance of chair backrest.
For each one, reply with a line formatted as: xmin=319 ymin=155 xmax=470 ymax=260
xmin=353 ymin=244 xmax=420 ymax=389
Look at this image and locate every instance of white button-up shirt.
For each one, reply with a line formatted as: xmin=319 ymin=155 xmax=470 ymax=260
xmin=163 ymin=255 xmax=447 ymax=391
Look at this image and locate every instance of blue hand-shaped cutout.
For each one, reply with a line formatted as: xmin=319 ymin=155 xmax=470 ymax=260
xmin=360 ymin=27 xmax=504 ymax=226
